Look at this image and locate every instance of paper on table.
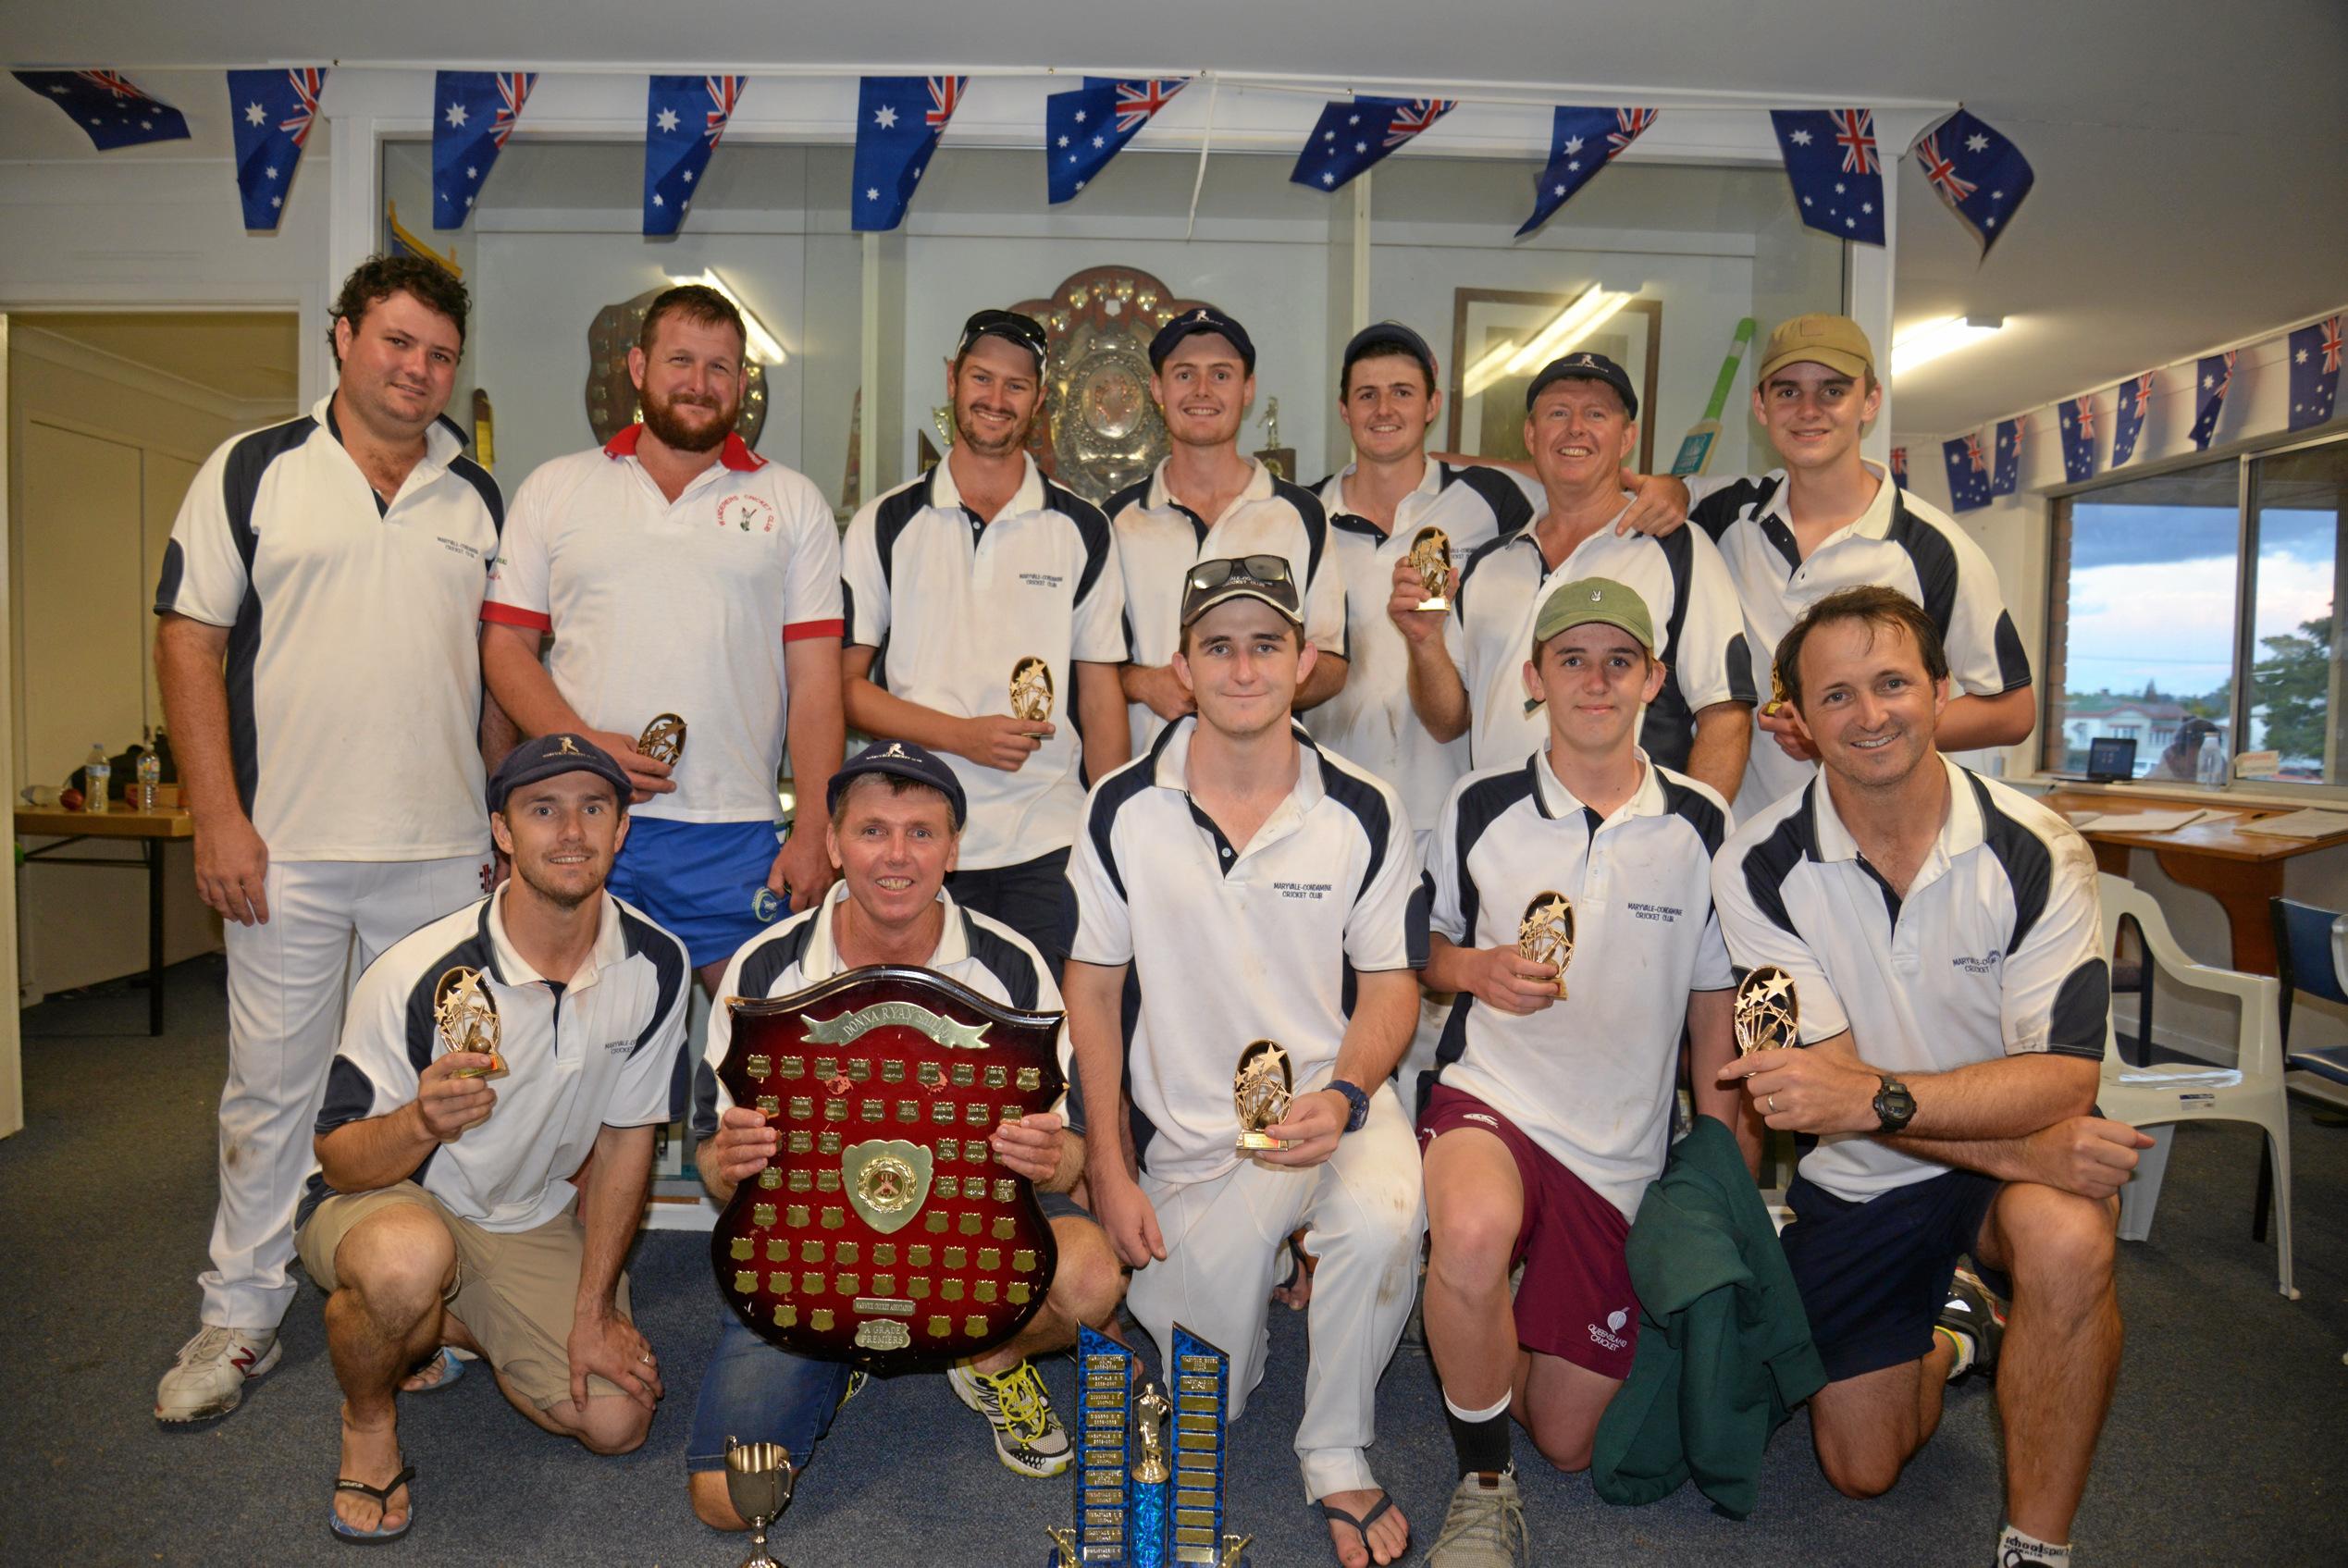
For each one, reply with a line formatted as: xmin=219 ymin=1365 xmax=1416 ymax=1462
xmin=2076 ymin=809 xmax=2223 ymax=833
xmin=2238 ymin=808 xmax=2348 ymax=840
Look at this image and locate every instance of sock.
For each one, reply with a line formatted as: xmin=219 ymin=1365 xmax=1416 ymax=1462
xmin=1442 ymin=1389 xmax=1512 ymax=1477
xmin=1996 ymin=1525 xmax=2072 ymax=1566
xmin=1935 ymin=1324 xmax=1976 ymax=1381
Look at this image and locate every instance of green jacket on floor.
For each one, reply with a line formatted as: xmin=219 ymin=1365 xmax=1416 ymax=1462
xmin=1590 ymin=1114 xmax=1825 ymax=1519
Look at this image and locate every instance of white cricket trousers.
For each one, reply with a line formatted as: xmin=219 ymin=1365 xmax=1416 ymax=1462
xmin=199 ymin=854 xmax=487 ymax=1328
xmin=1126 ymin=1081 xmax=1427 ymax=1501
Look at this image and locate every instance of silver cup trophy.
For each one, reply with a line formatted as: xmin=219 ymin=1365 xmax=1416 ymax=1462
xmin=723 ymin=1438 xmax=797 ymax=1568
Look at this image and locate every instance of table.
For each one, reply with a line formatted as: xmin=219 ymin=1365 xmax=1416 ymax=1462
xmin=13 ymin=806 xmax=195 ymax=1035
xmin=2040 ymin=788 xmax=2348 ymax=975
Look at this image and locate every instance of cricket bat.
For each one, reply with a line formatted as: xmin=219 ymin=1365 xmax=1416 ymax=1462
xmin=1666 ymin=317 xmax=1758 ymax=477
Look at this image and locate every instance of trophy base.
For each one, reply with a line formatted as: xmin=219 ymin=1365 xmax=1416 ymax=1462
xmin=1236 ymin=1132 xmax=1290 ymax=1152
xmin=1413 ymin=596 xmax=1450 ymax=613
xmin=449 ymin=1053 xmax=506 ymax=1080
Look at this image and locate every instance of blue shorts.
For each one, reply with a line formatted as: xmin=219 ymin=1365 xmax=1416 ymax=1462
xmin=1780 ymin=1168 xmax=2010 ymax=1384
xmin=607 ymin=818 xmax=788 ymax=968
xmin=686 ymin=1313 xmax=859 ymax=1473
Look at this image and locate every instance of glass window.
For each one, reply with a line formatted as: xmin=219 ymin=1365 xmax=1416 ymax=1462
xmin=2243 ymin=439 xmax=2348 ymax=784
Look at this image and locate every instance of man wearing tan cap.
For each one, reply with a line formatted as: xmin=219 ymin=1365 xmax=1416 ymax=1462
xmin=1690 ymin=314 xmax=2033 ymax=816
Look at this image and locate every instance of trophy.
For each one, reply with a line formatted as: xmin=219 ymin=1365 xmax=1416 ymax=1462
xmin=1518 ymin=893 xmax=1576 ymax=1000
xmin=1734 ymin=966 xmax=1800 ymax=1054
xmin=1763 ymin=656 xmax=1791 ymax=719
xmin=723 ymin=1438 xmax=797 ymax=1568
xmin=1010 ymin=657 xmax=1056 ymax=723
xmin=1232 ymin=1041 xmax=1292 ymax=1153
xmin=1405 ymin=526 xmax=1454 ymax=613
xmin=432 ymin=966 xmax=504 ymax=1079
xmin=638 ymin=712 xmax=687 ymax=767
xmin=1050 ymin=1325 xmax=1252 ymax=1567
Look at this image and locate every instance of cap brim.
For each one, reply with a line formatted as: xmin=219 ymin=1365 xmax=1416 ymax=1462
xmin=1180 ymin=583 xmax=1304 ymax=627
xmin=1538 ymin=611 xmax=1654 ymax=652
xmin=1756 ymin=347 xmax=1872 ymax=384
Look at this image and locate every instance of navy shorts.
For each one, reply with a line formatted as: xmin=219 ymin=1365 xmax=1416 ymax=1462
xmin=1780 ymin=1168 xmax=2009 ymax=1384
xmin=946 ymin=847 xmax=1074 ymax=976
xmin=607 ymin=817 xmax=788 ymax=968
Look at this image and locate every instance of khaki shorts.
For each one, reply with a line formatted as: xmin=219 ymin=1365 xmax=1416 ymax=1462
xmin=297 ymin=1182 xmax=635 ymax=1411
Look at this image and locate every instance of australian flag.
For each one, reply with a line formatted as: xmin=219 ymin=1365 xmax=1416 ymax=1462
xmin=1890 ymin=446 xmax=1909 ymax=490
xmin=2113 ymin=371 xmax=2156 ymax=467
xmin=1516 ymin=106 xmax=1654 ymax=236
xmin=2287 ymin=315 xmax=2342 ymax=432
xmin=1944 ymin=431 xmax=1992 ymax=512
xmin=1910 ymin=108 xmax=2033 ymax=256
xmin=14 ymin=70 xmax=189 ymax=149
xmin=434 ymin=72 xmax=534 ymax=229
xmin=645 ymin=75 xmax=744 ymax=237
xmin=854 ymin=76 xmax=966 ymax=232
xmin=2058 ymin=395 xmax=2098 ymax=483
xmin=1291 ymin=96 xmax=1456 ymax=192
xmin=1990 ymin=414 xmax=2026 ymax=497
xmin=1046 ymin=78 xmax=1185 ymax=204
xmin=226 ymin=68 xmax=327 ymax=231
xmin=2189 ymin=350 xmax=2238 ymax=451
xmin=1770 ymin=108 xmax=1885 ymax=244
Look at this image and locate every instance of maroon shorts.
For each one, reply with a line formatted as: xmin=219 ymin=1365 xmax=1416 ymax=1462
xmin=1418 ymin=1083 xmax=1637 ymax=1380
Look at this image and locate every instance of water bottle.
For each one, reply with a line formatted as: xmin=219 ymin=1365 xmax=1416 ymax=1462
xmin=2196 ymin=734 xmax=2227 ymax=786
xmin=84 ymin=742 xmax=112 ymax=813
xmin=136 ymin=747 xmax=161 ymax=812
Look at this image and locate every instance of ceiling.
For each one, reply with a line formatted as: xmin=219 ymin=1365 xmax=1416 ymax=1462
xmin=6 ymin=0 xmax=2343 ymax=438
xmin=15 ymin=311 xmax=302 ymax=405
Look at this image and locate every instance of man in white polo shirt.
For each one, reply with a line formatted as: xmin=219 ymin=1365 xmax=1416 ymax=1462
xmin=1110 ymin=306 xmax=1349 ymax=749
xmin=482 ymin=283 xmax=846 ymax=989
xmin=1394 ymin=352 xmax=1755 ymax=807
xmin=685 ymin=741 xmax=1125 ymax=1531
xmin=843 ymin=309 xmax=1130 ymax=974
xmin=152 ymin=254 xmax=510 ymax=1426
xmin=296 ymin=734 xmax=691 ymax=1543
xmin=1067 ymin=558 xmax=1427 ymax=1568
xmin=1713 ymin=586 xmax=2150 ymax=1568
xmin=1415 ymin=579 xmax=1749 ymax=1566
xmin=1690 ymin=315 xmax=2033 ymax=817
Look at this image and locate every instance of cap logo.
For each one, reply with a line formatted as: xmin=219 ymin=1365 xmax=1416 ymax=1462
xmin=1590 ymin=588 xmax=1604 ymax=600
xmin=554 ymin=736 xmax=583 ymax=757
xmin=1573 ymin=353 xmax=1595 ymax=366
xmin=1192 ymin=308 xmax=1211 ymax=322
xmin=880 ymin=742 xmax=908 ymax=759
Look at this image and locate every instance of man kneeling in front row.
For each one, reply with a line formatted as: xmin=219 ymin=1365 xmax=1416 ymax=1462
xmin=686 ymin=740 xmax=1127 ymax=1530
xmin=299 ymin=735 xmax=693 ymax=1543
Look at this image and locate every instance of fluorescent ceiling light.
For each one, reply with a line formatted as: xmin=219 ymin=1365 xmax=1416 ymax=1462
xmin=1462 ymin=285 xmax=1637 ymax=400
xmin=669 ymin=269 xmax=790 ymax=366
xmin=1891 ymin=315 xmax=2005 ymax=377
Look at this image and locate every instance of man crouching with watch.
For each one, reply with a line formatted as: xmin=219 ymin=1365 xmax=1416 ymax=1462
xmin=1714 ymin=586 xmax=2152 ymax=1568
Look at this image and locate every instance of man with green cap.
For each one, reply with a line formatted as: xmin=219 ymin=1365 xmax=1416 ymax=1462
xmin=1413 ymin=577 xmax=1752 ymax=1565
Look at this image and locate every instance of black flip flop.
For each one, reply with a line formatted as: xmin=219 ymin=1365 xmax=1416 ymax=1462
xmin=1318 ymin=1490 xmax=1401 ymax=1566
xmin=329 ymin=1463 xmax=417 ymax=1545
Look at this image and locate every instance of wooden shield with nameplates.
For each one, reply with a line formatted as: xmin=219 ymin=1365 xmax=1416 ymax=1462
xmin=711 ymin=966 xmax=1065 ymax=1371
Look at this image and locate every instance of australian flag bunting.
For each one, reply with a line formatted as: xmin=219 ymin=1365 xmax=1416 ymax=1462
xmin=1046 ymin=78 xmax=1185 ymax=204
xmin=2287 ymin=315 xmax=2342 ymax=431
xmin=2189 ymin=350 xmax=2237 ymax=451
xmin=1910 ymin=108 xmax=2033 ymax=256
xmin=434 ymin=72 xmax=535 ymax=229
xmin=1516 ymin=106 xmax=1655 ymax=236
xmin=14 ymin=70 xmax=189 ymax=149
xmin=1944 ymin=431 xmax=1992 ymax=512
xmin=2058 ymin=396 xmax=2098 ymax=483
xmin=644 ymin=75 xmax=744 ymax=237
xmin=227 ymin=68 xmax=327 ymax=231
xmin=854 ymin=76 xmax=966 ymax=232
xmin=2113 ymin=372 xmax=2156 ymax=467
xmin=1890 ymin=446 xmax=1909 ymax=490
xmin=1990 ymin=414 xmax=2026 ymax=497
xmin=1291 ymin=96 xmax=1456 ymax=192
xmin=1770 ymin=108 xmax=1885 ymax=244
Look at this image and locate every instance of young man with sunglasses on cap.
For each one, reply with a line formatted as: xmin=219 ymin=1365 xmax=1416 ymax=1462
xmin=1066 ymin=558 xmax=1427 ymax=1568
xmin=843 ymin=309 xmax=1130 ymax=976
xmin=1394 ymin=352 xmax=1756 ymax=808
xmin=1110 ymin=306 xmax=1350 ymax=751
xmin=686 ymin=739 xmax=1126 ymax=1525
xmin=1689 ymin=314 xmax=2033 ymax=817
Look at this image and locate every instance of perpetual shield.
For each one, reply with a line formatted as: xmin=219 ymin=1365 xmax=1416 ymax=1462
xmin=711 ymin=966 xmax=1065 ymax=1371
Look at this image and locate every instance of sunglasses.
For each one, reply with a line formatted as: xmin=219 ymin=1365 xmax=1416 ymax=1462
xmin=958 ymin=309 xmax=1048 ymax=360
xmin=1181 ymin=555 xmax=1302 ymax=620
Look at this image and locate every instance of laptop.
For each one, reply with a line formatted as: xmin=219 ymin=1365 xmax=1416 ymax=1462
xmin=2047 ymin=735 xmax=2138 ymax=784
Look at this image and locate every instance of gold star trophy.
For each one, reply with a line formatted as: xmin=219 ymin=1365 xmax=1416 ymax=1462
xmin=1406 ymin=526 xmax=1454 ymax=612
xmin=1009 ymin=657 xmax=1055 ymax=723
xmin=637 ymin=712 xmax=687 ymax=766
xmin=433 ymin=966 xmax=504 ymax=1079
xmin=1233 ymin=1040 xmax=1293 ymax=1152
xmin=1518 ymin=892 xmax=1576 ymax=999
xmin=1734 ymin=966 xmax=1800 ymax=1054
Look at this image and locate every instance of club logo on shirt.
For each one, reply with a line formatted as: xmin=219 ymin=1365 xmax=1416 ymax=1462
xmin=1273 ymin=881 xmax=1332 ymax=902
xmin=438 ymin=536 xmax=485 ymax=560
xmin=1625 ymin=901 xmax=1683 ymax=924
xmin=1950 ymin=953 xmax=2000 ymax=976
xmin=1018 ymin=570 xmax=1067 ymax=590
xmin=717 ymin=493 xmax=777 ymax=533
xmin=602 ymin=1038 xmax=634 ymax=1054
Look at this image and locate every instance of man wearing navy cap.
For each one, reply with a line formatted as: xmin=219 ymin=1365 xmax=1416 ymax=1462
xmin=1108 ymin=305 xmax=1351 ymax=750
xmin=296 ymin=734 xmax=692 ymax=1542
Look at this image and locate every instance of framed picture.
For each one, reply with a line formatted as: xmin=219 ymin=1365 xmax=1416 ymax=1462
xmin=1447 ymin=289 xmax=1662 ymax=473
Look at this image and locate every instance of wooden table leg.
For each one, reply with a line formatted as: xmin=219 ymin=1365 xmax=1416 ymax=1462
xmin=2155 ymin=850 xmax=2285 ymax=975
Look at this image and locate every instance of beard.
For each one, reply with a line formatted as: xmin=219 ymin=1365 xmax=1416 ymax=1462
xmin=952 ymin=401 xmax=1035 ymax=458
xmin=515 ymin=856 xmax=607 ymax=911
xmin=640 ymin=383 xmax=737 ymax=453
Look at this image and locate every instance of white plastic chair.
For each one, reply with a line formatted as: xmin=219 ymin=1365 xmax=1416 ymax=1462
xmin=2095 ymin=872 xmax=2296 ymax=1300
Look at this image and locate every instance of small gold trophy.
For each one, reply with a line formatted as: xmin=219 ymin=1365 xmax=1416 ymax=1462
xmin=1233 ymin=1039 xmax=1293 ymax=1152
xmin=1518 ymin=892 xmax=1576 ymax=999
xmin=1008 ymin=657 xmax=1055 ymax=723
xmin=1406 ymin=525 xmax=1454 ymax=612
xmin=637 ymin=712 xmax=687 ymax=766
xmin=1735 ymin=966 xmax=1800 ymax=1055
xmin=433 ymin=966 xmax=504 ymax=1079
xmin=1132 ymin=1384 xmax=1172 ymax=1484
xmin=1763 ymin=659 xmax=1790 ymax=719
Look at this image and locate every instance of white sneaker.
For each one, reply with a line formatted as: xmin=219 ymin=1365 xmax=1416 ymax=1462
xmin=1429 ymin=1468 xmax=1528 ymax=1568
xmin=946 ymin=1358 xmax=1073 ymax=1478
xmin=154 ymin=1326 xmax=281 ymax=1424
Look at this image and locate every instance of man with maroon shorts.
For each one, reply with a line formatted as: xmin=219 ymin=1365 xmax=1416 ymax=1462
xmin=1414 ymin=578 xmax=1753 ymax=1566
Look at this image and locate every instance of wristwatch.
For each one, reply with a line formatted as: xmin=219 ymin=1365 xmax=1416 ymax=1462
xmin=1327 ymin=1080 xmax=1372 ymax=1134
xmin=1872 ymin=1076 xmax=1918 ymax=1135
